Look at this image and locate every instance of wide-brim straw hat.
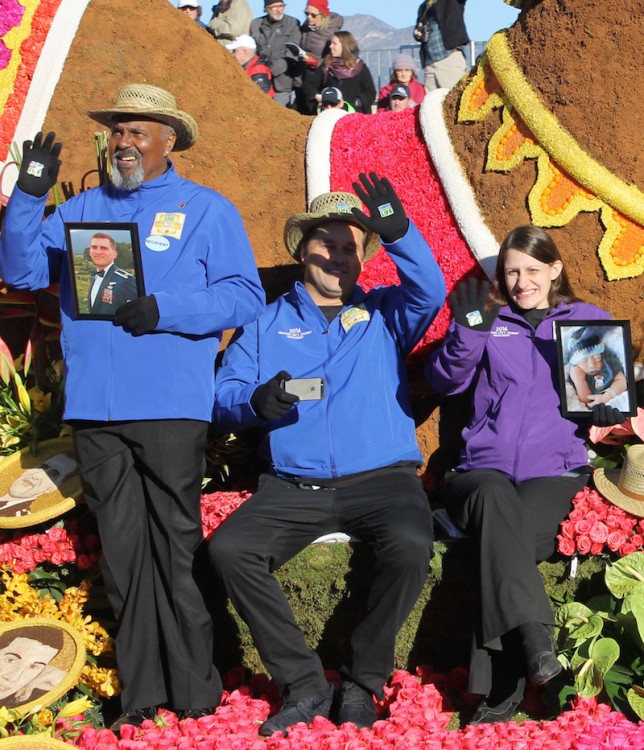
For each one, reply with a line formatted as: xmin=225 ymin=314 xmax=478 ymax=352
xmin=284 ymin=192 xmax=381 ymax=261
xmin=594 ymin=444 xmax=644 ymax=518
xmin=87 ymin=83 xmax=198 ymax=151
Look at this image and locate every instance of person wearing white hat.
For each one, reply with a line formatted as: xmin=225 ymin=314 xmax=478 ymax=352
xmin=226 ymin=35 xmax=275 ymax=96
xmin=211 ymin=173 xmax=446 ymax=736
xmin=177 ymin=1 xmax=209 ymax=29
xmin=0 ymin=83 xmax=265 ymax=731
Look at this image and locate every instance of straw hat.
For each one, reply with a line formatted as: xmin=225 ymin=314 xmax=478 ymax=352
xmin=284 ymin=192 xmax=381 ymax=261
xmin=594 ymin=444 xmax=644 ymax=517
xmin=87 ymin=84 xmax=198 ymax=151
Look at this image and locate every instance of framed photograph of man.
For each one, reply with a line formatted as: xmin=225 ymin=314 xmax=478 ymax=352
xmin=555 ymin=320 xmax=637 ymax=418
xmin=0 ymin=618 xmax=86 ymax=716
xmin=64 ymin=222 xmax=144 ymax=320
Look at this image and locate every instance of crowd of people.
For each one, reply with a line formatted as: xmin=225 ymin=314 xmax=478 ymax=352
xmin=171 ymin=1 xmax=471 ymax=113
xmin=0 ymin=0 xmax=636 ymax=742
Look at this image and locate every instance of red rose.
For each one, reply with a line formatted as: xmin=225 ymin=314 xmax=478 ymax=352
xmin=574 ymin=519 xmax=592 ymax=535
xmin=576 ymin=535 xmax=592 ymax=554
xmin=607 ymin=530 xmax=627 ymax=551
xmin=619 ymin=542 xmax=637 ymax=556
xmin=589 ymin=522 xmax=609 ymax=543
xmin=558 ymin=536 xmax=575 ymax=556
xmin=590 ymin=542 xmax=604 ymax=555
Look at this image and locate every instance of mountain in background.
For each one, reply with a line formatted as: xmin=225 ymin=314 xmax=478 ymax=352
xmin=343 ymin=14 xmax=416 ymax=50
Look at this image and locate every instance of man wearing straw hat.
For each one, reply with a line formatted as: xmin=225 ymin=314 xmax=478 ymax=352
xmin=211 ymin=173 xmax=446 ymax=735
xmin=0 ymin=83 xmax=265 ymax=730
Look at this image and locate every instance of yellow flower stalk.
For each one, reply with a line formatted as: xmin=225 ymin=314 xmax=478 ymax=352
xmin=14 ymin=373 xmax=31 ymax=415
xmin=56 ymin=696 xmax=94 ymax=719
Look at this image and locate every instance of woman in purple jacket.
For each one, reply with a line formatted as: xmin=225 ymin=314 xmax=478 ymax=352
xmin=425 ymin=226 xmax=625 ymax=724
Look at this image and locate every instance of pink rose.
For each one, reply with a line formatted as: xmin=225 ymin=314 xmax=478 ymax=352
xmin=574 ymin=519 xmax=592 ymax=535
xmin=559 ymin=520 xmax=574 ymax=538
xmin=589 ymin=521 xmax=609 ymax=543
xmin=607 ymin=530 xmax=627 ymax=551
xmin=576 ymin=535 xmax=592 ymax=554
xmin=557 ymin=536 xmax=575 ymax=556
xmin=619 ymin=542 xmax=637 ymax=556
xmin=629 ymin=534 xmax=643 ymax=549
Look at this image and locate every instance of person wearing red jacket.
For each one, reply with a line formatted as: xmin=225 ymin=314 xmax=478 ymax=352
xmin=226 ymin=34 xmax=275 ymax=97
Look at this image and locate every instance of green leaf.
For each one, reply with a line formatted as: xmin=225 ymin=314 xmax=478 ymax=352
xmin=572 ymin=638 xmax=620 ymax=697
xmin=622 ymin=592 xmax=644 ymax=644
xmin=627 ymin=685 xmax=644 ymax=720
xmin=557 ymin=602 xmax=604 ymax=642
xmin=605 ymin=552 xmax=644 ymax=599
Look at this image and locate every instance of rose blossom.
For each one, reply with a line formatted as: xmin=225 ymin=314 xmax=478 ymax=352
xmin=557 ymin=536 xmax=575 ymax=556
xmin=576 ymin=535 xmax=592 ymax=555
xmin=589 ymin=522 xmax=609 ymax=543
xmin=607 ymin=530 xmax=628 ymax=551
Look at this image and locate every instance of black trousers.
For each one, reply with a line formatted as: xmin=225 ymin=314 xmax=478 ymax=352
xmin=209 ymin=469 xmax=434 ymax=700
xmin=444 ymin=468 xmax=588 ymax=699
xmin=73 ymin=419 xmax=222 ymax=711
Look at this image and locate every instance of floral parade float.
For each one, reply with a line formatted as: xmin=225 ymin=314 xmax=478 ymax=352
xmin=0 ymin=0 xmax=643 ymax=745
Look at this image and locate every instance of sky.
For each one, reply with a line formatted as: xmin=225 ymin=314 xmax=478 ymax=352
xmin=188 ymin=1 xmax=521 ymax=43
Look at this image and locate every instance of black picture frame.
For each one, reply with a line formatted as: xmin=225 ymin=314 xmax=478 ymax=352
xmin=64 ymin=222 xmax=144 ymax=320
xmin=555 ymin=320 xmax=637 ymax=418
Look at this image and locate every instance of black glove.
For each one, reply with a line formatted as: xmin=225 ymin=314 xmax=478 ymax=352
xmin=17 ymin=132 xmax=62 ymax=197
xmin=250 ymin=371 xmax=299 ymax=421
xmin=351 ymin=172 xmax=409 ymax=244
xmin=590 ymin=403 xmax=627 ymax=427
xmin=114 ymin=295 xmax=159 ymax=335
xmin=449 ymin=277 xmax=499 ymax=331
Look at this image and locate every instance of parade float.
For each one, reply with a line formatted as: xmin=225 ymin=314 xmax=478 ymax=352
xmin=0 ymin=0 xmax=642 ymax=745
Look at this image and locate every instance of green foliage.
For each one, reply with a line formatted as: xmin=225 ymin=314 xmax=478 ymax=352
xmin=554 ymin=552 xmax=644 ymax=719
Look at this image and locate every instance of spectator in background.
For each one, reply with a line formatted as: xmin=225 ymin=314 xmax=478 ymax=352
xmin=209 ymin=0 xmax=252 ymax=45
xmin=250 ymin=1 xmax=301 ymax=107
xmin=388 ymin=83 xmax=413 ymax=112
xmin=307 ymin=31 xmax=375 ymax=115
xmin=293 ymin=0 xmax=343 ymax=114
xmin=377 ymin=52 xmax=425 ymax=111
xmin=227 ymin=35 xmax=276 ymax=97
xmin=414 ymin=0 xmax=469 ymax=93
xmin=177 ymin=1 xmax=210 ymax=29
xmin=320 ymin=86 xmax=355 ymax=112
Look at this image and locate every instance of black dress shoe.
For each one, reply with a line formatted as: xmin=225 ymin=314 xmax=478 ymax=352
xmin=259 ymin=683 xmax=333 ymax=736
xmin=519 ymin=622 xmax=562 ymax=686
xmin=177 ymin=707 xmax=214 ymax=720
xmin=336 ymin=681 xmax=377 ymax=728
xmin=110 ymin=706 xmax=159 ymax=732
xmin=469 ymin=698 xmax=519 ymax=725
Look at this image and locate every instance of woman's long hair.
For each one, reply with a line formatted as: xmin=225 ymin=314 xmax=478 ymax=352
xmin=323 ymin=30 xmax=360 ymax=69
xmin=492 ymin=225 xmax=580 ymax=307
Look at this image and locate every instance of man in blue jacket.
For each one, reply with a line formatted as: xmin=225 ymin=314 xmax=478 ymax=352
xmin=210 ymin=173 xmax=446 ymax=735
xmin=0 ymin=83 xmax=265 ymax=731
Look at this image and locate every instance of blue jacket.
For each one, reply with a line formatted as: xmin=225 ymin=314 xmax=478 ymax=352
xmin=214 ymin=221 xmax=446 ymax=479
xmin=0 ymin=164 xmax=265 ymax=422
xmin=426 ymin=301 xmax=611 ymax=483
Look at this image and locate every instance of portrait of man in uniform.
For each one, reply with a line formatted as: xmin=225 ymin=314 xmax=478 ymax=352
xmin=65 ymin=223 xmax=143 ymax=319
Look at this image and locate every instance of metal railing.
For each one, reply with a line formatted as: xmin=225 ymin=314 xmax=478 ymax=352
xmin=362 ymin=42 xmax=486 ymax=91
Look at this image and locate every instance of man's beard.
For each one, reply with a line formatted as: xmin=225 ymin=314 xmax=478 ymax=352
xmin=110 ymin=149 xmax=145 ymax=191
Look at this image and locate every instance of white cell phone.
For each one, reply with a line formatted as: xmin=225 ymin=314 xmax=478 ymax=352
xmin=281 ymin=377 xmax=325 ymax=400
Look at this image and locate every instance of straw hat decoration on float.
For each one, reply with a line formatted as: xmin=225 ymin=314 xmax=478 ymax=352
xmin=594 ymin=445 xmax=644 ymax=518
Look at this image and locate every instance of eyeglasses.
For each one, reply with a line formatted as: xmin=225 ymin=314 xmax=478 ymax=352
xmin=305 ymin=11 xmax=321 ymax=17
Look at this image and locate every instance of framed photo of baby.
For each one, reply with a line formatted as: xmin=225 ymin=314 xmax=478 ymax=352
xmin=64 ymin=222 xmax=144 ymax=320
xmin=555 ymin=320 xmax=637 ymax=418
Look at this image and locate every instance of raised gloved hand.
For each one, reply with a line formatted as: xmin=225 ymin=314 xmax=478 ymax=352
xmin=114 ymin=295 xmax=159 ymax=335
xmin=250 ymin=371 xmax=299 ymax=421
xmin=590 ymin=403 xmax=627 ymax=427
xmin=17 ymin=132 xmax=62 ymax=198
xmin=351 ymin=172 xmax=408 ymax=243
xmin=284 ymin=42 xmax=319 ymax=68
xmin=449 ymin=277 xmax=500 ymax=331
